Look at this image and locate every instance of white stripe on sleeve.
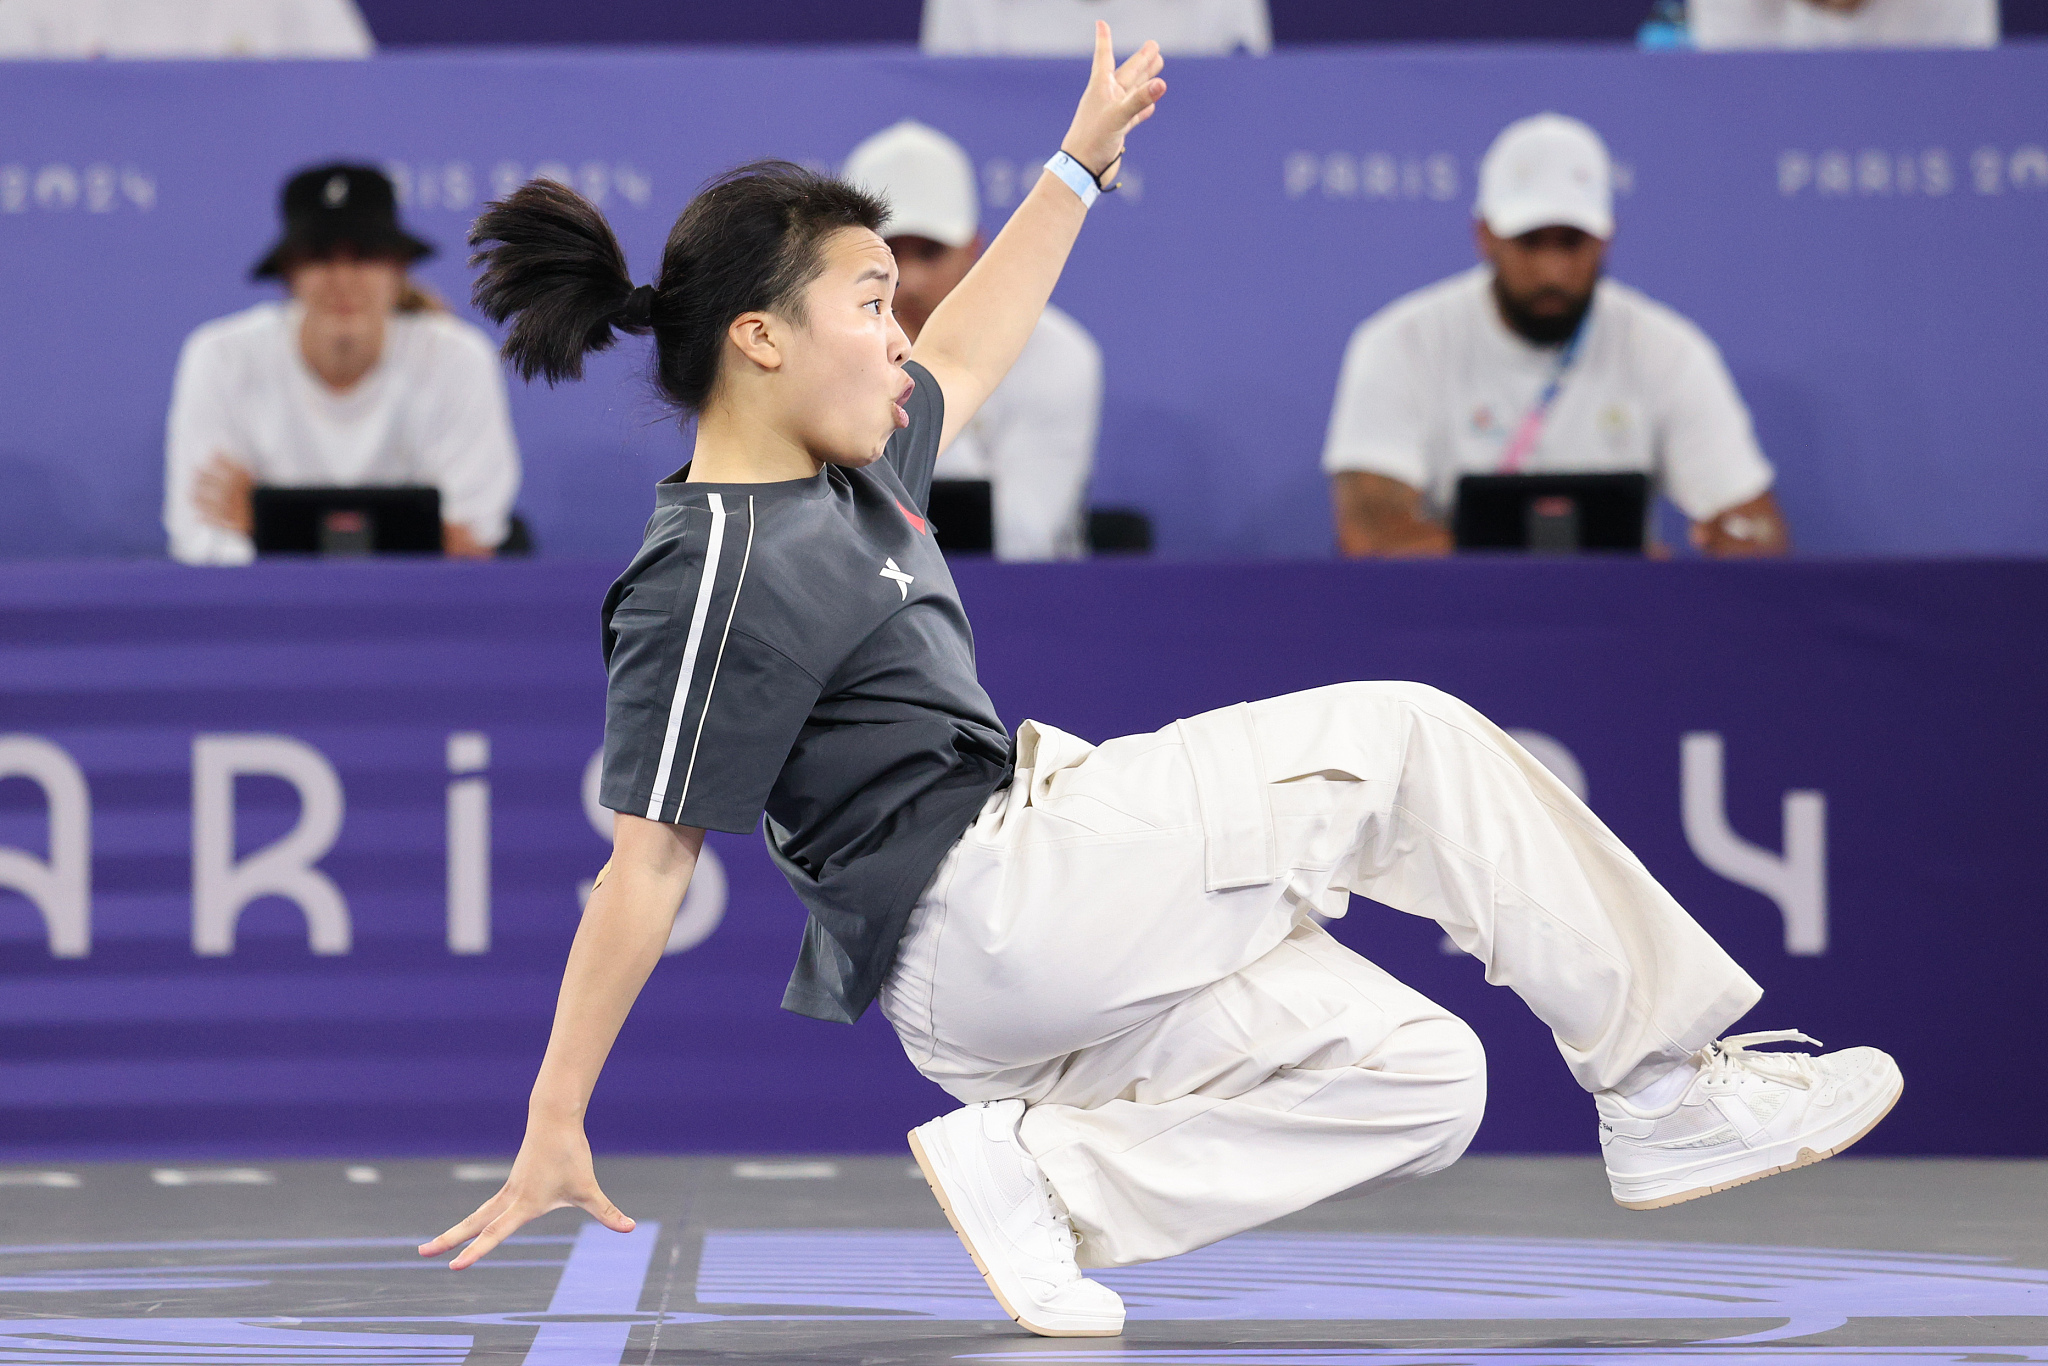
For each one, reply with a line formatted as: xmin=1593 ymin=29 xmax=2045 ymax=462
xmin=645 ymin=493 xmax=728 ymax=820
xmin=675 ymin=496 xmax=756 ymax=816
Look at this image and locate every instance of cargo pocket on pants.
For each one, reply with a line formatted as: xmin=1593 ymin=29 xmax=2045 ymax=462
xmin=1173 ymin=702 xmax=1279 ymax=892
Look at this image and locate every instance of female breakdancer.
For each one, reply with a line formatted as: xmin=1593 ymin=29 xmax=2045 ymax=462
xmin=425 ymin=26 xmax=1900 ymax=1338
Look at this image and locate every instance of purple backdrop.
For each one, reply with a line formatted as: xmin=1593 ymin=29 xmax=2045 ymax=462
xmin=1 ymin=46 xmax=2046 ymax=561
xmin=0 ymin=557 xmax=2041 ymax=1159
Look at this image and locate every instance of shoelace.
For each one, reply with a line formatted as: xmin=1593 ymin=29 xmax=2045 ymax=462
xmin=1039 ymin=1174 xmax=1082 ymax=1263
xmin=1701 ymin=1029 xmax=1824 ymax=1090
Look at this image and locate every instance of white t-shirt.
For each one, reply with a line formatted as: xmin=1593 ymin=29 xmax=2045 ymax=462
xmin=934 ymin=304 xmax=1102 ymax=561
xmin=164 ymin=301 xmax=521 ymax=565
xmin=921 ymin=0 xmax=1270 ymax=55
xmin=0 ymin=0 xmax=373 ymax=57
xmin=1689 ymin=0 xmax=1996 ymax=48
xmin=1321 ymin=266 xmax=1773 ymax=523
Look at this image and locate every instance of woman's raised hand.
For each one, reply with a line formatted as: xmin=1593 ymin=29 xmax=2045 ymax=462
xmin=1059 ymin=22 xmax=1167 ymax=189
xmin=418 ymin=1119 xmax=634 ymax=1269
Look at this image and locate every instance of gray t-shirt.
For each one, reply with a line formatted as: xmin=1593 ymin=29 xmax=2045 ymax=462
xmin=598 ymin=361 xmax=1014 ymax=1024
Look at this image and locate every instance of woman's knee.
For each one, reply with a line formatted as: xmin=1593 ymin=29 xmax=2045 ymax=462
xmin=1390 ymin=1013 xmax=1488 ymax=1171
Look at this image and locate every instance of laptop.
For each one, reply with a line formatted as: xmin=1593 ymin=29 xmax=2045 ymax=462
xmin=1452 ymin=472 xmax=1650 ymax=554
xmin=251 ymin=485 xmax=442 ymax=557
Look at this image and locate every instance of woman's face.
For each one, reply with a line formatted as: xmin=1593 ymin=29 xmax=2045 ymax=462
xmin=776 ymin=227 xmax=915 ymax=468
xmin=287 ymin=249 xmax=406 ymax=323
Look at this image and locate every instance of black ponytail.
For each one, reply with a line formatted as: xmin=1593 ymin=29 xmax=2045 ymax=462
xmin=468 ymin=179 xmax=641 ymax=385
xmin=468 ymin=161 xmax=886 ymax=413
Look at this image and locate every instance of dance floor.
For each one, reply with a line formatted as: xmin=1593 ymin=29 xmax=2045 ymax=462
xmin=1 ymin=1155 xmax=2043 ymax=1364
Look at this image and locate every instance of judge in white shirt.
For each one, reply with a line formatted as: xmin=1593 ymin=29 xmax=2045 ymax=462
xmin=844 ymin=121 xmax=1103 ymax=561
xmin=165 ymin=163 xmax=521 ymax=564
xmin=1322 ymin=113 xmax=1788 ymax=558
xmin=1689 ymin=0 xmax=1996 ymax=49
xmin=922 ymin=0 xmax=1269 ymax=55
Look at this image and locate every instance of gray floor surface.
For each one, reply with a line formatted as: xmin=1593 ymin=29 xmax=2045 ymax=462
xmin=1 ymin=1154 xmax=2042 ymax=1364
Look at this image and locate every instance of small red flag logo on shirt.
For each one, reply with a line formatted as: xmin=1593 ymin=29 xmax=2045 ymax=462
xmin=896 ymin=499 xmax=927 ymax=534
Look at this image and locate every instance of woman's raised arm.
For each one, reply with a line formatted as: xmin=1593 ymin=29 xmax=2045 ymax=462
xmin=911 ymin=22 xmax=1165 ymax=452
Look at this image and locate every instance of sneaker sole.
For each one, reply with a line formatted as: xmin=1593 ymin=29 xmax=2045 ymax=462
xmin=1612 ymin=1069 xmax=1903 ymax=1211
xmin=908 ymin=1127 xmax=1122 ymax=1338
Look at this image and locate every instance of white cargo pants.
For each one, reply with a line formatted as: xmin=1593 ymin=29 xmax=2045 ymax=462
xmin=878 ymin=682 xmax=1762 ymax=1268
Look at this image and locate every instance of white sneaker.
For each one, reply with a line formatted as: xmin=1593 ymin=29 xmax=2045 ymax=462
xmin=1599 ymin=1030 xmax=1903 ymax=1211
xmin=909 ymin=1100 xmax=1125 ymax=1337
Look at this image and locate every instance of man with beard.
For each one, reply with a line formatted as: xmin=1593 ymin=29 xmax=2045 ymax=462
xmin=1321 ymin=114 xmax=1787 ymax=557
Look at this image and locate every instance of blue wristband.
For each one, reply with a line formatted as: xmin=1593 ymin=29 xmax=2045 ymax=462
xmin=1044 ymin=150 xmax=1102 ymax=209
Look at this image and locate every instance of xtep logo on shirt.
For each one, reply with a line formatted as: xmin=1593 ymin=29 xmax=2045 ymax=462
xmin=894 ymin=498 xmax=928 ymax=534
xmin=879 ymin=558 xmax=914 ymax=600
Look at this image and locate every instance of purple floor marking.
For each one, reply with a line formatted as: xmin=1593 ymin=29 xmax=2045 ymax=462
xmin=693 ymin=1230 xmax=2048 ymax=1324
xmin=522 ymin=1220 xmax=660 ymax=1365
xmin=0 ymin=1226 xmax=2041 ymax=1362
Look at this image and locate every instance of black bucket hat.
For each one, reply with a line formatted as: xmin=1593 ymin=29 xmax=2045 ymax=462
xmin=251 ymin=163 xmax=436 ymax=280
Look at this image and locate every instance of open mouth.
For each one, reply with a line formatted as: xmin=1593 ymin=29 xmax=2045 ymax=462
xmin=891 ymin=375 xmax=914 ymax=429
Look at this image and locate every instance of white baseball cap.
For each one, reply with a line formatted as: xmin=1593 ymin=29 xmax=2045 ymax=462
xmin=842 ymin=120 xmax=979 ymax=250
xmin=1474 ymin=113 xmax=1614 ymax=240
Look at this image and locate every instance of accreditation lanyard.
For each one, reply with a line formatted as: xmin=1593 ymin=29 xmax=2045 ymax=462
xmin=1497 ymin=326 xmax=1585 ymax=474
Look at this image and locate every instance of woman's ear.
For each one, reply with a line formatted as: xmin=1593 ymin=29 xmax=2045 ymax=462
xmin=727 ymin=312 xmax=785 ymax=374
